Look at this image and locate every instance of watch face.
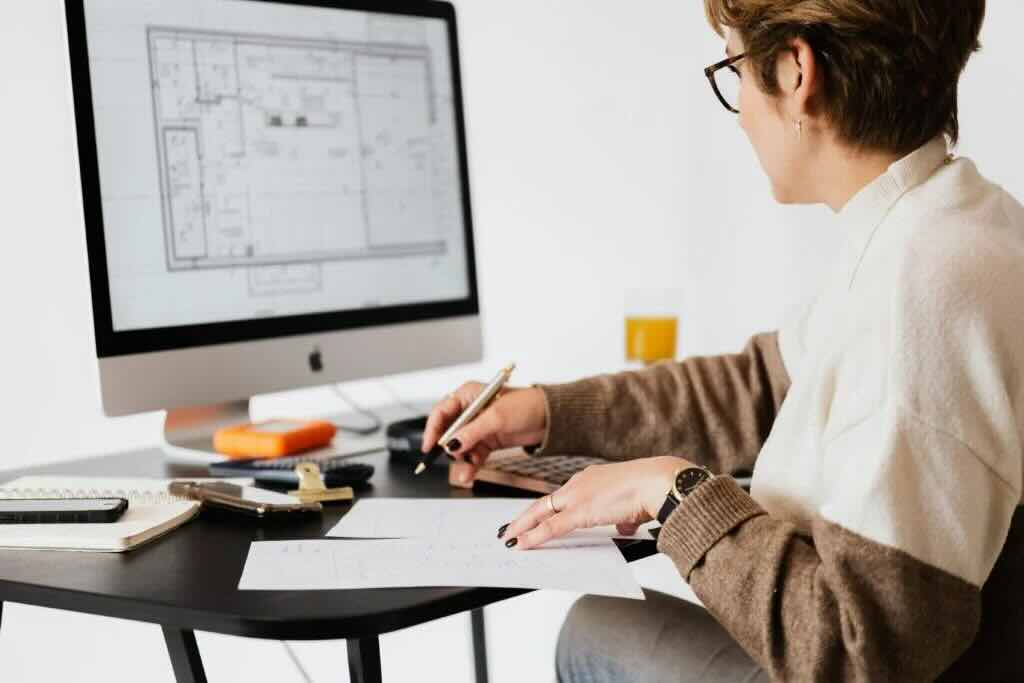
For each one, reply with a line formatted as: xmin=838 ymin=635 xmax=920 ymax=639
xmin=675 ymin=467 xmax=711 ymax=497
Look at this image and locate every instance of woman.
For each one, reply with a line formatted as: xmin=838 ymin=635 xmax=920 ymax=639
xmin=424 ymin=0 xmax=1024 ymax=680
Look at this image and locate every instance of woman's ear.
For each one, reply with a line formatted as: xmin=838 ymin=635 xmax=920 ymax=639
xmin=776 ymin=37 xmax=819 ymax=119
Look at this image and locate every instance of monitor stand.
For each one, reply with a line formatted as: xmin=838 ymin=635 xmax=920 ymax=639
xmin=162 ymin=400 xmax=252 ymax=464
xmin=161 ymin=398 xmax=431 ymax=464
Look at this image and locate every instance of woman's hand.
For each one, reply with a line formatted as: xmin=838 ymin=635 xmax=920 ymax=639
xmin=422 ymin=383 xmax=548 ymax=486
xmin=499 ymin=456 xmax=692 ymax=549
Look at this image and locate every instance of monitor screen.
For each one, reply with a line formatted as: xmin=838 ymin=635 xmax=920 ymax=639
xmin=73 ymin=0 xmax=476 ymax=352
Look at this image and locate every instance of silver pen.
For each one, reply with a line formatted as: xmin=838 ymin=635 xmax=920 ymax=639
xmin=414 ymin=363 xmax=516 ymax=475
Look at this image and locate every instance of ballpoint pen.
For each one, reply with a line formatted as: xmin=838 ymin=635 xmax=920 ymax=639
xmin=414 ymin=363 xmax=516 ymax=475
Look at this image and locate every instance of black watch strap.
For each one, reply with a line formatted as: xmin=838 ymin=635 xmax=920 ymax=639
xmin=657 ymin=495 xmax=679 ymax=526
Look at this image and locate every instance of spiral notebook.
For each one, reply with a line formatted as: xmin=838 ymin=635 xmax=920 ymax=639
xmin=0 ymin=476 xmax=210 ymax=552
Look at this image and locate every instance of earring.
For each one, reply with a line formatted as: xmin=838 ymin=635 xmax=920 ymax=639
xmin=795 ymin=119 xmax=803 ymax=140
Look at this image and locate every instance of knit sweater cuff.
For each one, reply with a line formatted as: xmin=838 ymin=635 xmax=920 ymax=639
xmin=656 ymin=476 xmax=765 ymax=579
xmin=532 ymin=381 xmax=607 ymax=456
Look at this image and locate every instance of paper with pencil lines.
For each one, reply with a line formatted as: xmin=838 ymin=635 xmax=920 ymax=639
xmin=326 ymin=498 xmax=657 ymax=542
xmin=238 ymin=538 xmax=645 ymax=599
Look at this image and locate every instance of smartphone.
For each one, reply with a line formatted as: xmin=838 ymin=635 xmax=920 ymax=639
xmin=0 ymin=498 xmax=129 ymax=524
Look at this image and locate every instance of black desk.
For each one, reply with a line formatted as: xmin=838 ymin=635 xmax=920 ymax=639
xmin=0 ymin=449 xmax=656 ymax=682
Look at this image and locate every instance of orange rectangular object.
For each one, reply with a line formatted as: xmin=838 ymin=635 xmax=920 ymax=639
xmin=213 ymin=419 xmax=337 ymax=459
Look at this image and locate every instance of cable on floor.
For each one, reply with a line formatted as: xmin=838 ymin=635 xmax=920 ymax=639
xmin=328 ymin=385 xmax=384 ymax=436
xmin=281 ymin=641 xmax=314 ymax=683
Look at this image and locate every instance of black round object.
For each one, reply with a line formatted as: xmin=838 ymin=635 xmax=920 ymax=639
xmin=386 ymin=416 xmax=445 ymax=467
xmin=323 ymin=462 xmax=376 ymax=489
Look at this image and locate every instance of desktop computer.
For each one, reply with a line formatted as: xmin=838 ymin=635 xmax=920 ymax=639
xmin=64 ymin=0 xmax=482 ymax=459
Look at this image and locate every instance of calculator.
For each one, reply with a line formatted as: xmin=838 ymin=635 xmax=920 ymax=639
xmin=209 ymin=453 xmax=375 ymax=489
xmin=474 ymin=452 xmax=611 ymax=494
xmin=475 ymin=450 xmax=753 ymax=494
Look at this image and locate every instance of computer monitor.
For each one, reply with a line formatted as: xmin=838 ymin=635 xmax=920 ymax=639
xmin=65 ymin=0 xmax=482 ymax=457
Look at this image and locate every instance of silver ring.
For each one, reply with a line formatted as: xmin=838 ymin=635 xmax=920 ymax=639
xmin=547 ymin=494 xmax=559 ymax=514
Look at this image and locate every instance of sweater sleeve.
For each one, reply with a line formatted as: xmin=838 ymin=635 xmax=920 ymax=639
xmin=655 ymin=402 xmax=1020 ymax=682
xmin=656 ymin=476 xmax=985 ymax=681
xmin=532 ymin=332 xmax=790 ymax=475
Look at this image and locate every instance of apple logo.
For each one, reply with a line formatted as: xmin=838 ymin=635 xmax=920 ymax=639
xmin=309 ymin=347 xmax=323 ymax=373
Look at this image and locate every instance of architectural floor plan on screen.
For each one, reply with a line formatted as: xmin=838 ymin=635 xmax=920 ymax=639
xmin=147 ymin=26 xmax=454 ymax=283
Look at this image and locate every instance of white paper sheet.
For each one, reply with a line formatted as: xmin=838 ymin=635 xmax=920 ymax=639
xmin=238 ymin=538 xmax=645 ymax=599
xmin=326 ymin=498 xmax=657 ymax=542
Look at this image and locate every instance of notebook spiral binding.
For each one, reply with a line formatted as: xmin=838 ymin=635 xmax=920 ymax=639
xmin=0 ymin=488 xmax=187 ymax=505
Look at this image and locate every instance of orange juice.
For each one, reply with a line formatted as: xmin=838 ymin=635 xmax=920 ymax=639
xmin=625 ymin=316 xmax=678 ymax=364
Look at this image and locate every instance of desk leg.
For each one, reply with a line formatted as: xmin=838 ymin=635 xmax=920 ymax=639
xmin=347 ymin=636 xmax=382 ymax=683
xmin=162 ymin=626 xmax=208 ymax=683
xmin=471 ymin=607 xmax=489 ymax=683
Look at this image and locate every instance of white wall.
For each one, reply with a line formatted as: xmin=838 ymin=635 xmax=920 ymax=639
xmin=0 ymin=1 xmax=1021 ymax=681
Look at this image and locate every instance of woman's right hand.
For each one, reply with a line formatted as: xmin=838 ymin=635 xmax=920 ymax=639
xmin=422 ymin=383 xmax=548 ymax=486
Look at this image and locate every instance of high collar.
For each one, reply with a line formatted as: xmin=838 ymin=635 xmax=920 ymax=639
xmin=835 ymin=136 xmax=951 ymax=288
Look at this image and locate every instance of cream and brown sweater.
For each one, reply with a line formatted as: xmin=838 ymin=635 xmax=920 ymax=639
xmin=535 ymin=138 xmax=1024 ymax=681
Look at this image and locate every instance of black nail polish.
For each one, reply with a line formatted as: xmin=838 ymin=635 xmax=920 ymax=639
xmin=505 ymin=537 xmax=518 ymax=548
xmin=497 ymin=523 xmax=509 ymax=539
xmin=446 ymin=438 xmax=462 ymax=453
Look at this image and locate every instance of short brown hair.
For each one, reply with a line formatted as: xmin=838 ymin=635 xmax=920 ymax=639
xmin=704 ymin=0 xmax=985 ymax=154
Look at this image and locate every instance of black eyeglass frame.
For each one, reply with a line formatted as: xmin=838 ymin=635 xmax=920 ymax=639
xmin=704 ymin=53 xmax=746 ymax=114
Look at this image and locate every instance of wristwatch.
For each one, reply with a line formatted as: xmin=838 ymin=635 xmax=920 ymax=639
xmin=657 ymin=465 xmax=714 ymax=525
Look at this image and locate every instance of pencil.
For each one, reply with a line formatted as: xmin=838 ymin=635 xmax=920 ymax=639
xmin=414 ymin=363 xmax=516 ymax=475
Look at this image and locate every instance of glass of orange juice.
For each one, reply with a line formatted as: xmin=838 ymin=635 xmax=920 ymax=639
xmin=625 ymin=289 xmax=680 ymax=366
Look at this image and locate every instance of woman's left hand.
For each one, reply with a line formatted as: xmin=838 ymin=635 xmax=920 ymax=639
xmin=500 ymin=455 xmax=694 ymax=549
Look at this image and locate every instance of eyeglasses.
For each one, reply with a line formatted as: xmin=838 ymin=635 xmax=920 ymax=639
xmin=704 ymin=53 xmax=745 ymax=114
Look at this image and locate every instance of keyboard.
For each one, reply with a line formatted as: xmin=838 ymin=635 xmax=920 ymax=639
xmin=209 ymin=454 xmax=375 ymax=488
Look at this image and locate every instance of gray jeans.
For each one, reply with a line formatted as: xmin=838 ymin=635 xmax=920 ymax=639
xmin=556 ymin=589 xmax=770 ymax=683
